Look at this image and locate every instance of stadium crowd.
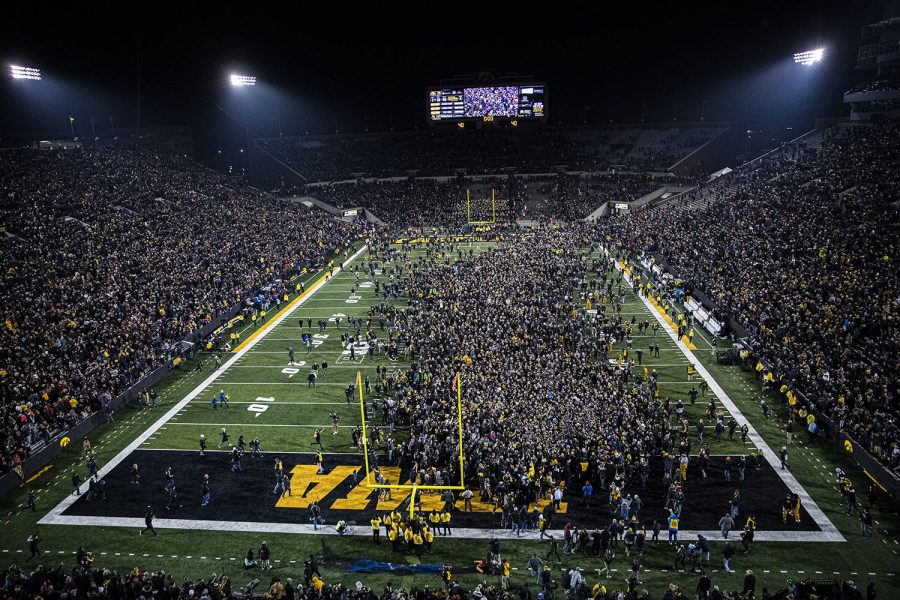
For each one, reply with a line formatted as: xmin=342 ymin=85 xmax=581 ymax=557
xmin=464 ymin=87 xmax=519 ymax=118
xmin=365 ymin=231 xmax=736 ymax=536
xmin=306 ymin=173 xmax=669 ymax=226
xmin=0 ymin=148 xmax=362 ymax=475
xmin=0 ymin=554 xmax=852 ymax=600
xmin=533 ymin=174 xmax=664 ymax=220
xmin=605 ymin=121 xmax=899 ymax=470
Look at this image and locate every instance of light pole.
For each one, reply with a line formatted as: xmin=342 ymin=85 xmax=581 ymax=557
xmin=10 ymin=65 xmax=41 ymax=134
xmin=229 ymin=73 xmax=256 ymax=183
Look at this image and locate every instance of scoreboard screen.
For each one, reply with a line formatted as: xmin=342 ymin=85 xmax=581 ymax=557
xmin=429 ymin=84 xmax=546 ymax=122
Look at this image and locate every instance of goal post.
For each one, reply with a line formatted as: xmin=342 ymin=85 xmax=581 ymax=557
xmin=357 ymin=371 xmax=465 ymax=518
xmin=466 ymin=189 xmax=496 ymax=225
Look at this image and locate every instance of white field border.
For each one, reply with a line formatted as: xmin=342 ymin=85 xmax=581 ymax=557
xmin=610 ymin=252 xmax=844 ymax=542
xmin=41 ymin=243 xmax=843 ymax=542
xmin=39 ymin=245 xmax=368 ymax=528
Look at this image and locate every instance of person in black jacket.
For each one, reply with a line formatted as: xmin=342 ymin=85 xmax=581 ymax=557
xmin=26 ymin=533 xmax=41 ymax=561
xmin=259 ymin=541 xmax=271 ymax=570
xmin=742 ymin=569 xmax=756 ymax=597
xmin=697 ymin=533 xmax=711 ymax=562
xmin=139 ymin=506 xmax=158 ymax=536
xmin=697 ymin=573 xmax=712 ymax=600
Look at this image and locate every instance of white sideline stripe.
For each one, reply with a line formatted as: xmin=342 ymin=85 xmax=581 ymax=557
xmin=613 ymin=254 xmax=844 ymax=542
xmin=31 ymin=515 xmax=840 ymax=542
xmin=40 ymin=245 xmax=369 ymax=527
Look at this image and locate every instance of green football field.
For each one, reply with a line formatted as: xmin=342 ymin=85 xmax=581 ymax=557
xmin=1 ymin=238 xmax=897 ymax=598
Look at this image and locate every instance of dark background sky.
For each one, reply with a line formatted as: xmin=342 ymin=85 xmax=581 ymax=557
xmin=0 ymin=2 xmax=873 ymax=163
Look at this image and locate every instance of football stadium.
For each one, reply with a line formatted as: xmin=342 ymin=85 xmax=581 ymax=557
xmin=1 ymin=6 xmax=898 ymax=600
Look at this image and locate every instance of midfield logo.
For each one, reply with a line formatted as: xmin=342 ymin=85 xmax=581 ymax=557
xmin=275 ymin=465 xmax=568 ymax=514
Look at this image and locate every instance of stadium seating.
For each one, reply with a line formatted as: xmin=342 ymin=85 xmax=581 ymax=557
xmin=259 ymin=125 xmax=725 ymax=183
xmin=0 ymin=148 xmax=362 ymax=474
xmin=603 ymin=120 xmax=900 ymax=470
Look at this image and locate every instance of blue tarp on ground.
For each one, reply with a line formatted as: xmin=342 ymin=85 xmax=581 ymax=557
xmin=348 ymin=560 xmax=443 ymax=574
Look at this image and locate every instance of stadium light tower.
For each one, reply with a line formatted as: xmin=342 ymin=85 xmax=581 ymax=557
xmin=10 ymin=65 xmax=41 ymax=80
xmin=793 ymin=48 xmax=825 ymax=66
xmin=230 ymin=73 xmax=256 ymax=87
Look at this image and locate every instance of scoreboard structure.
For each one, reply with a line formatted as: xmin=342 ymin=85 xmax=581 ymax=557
xmin=428 ymin=84 xmax=546 ymax=123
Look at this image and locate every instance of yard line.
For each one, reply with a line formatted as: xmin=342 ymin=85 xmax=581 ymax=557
xmin=165 ymin=422 xmax=406 ymax=428
xmin=228 ymin=364 xmax=401 ymax=368
xmin=208 ymin=382 xmax=354 ymax=385
xmin=187 ymin=401 xmax=351 ymax=405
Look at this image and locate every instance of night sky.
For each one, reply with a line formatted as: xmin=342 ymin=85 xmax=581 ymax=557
xmin=0 ymin=2 xmax=871 ymax=162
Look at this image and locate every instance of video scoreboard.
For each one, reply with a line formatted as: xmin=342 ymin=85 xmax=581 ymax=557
xmin=429 ymin=84 xmax=546 ymax=122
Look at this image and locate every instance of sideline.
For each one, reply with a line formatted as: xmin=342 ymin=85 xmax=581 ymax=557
xmin=610 ymin=253 xmax=844 ymax=542
xmin=34 ymin=514 xmax=845 ymax=542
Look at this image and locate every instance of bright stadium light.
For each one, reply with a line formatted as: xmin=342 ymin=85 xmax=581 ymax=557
xmin=230 ymin=74 xmax=256 ymax=87
xmin=10 ymin=65 xmax=41 ymax=80
xmin=793 ymin=48 xmax=825 ymax=66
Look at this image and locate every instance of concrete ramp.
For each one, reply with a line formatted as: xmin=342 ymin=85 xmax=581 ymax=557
xmin=282 ymin=195 xmax=387 ymax=227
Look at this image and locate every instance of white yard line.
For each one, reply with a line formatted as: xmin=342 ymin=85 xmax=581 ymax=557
xmin=164 ymin=422 xmax=405 ymax=428
xmin=612 ymin=254 xmax=844 ymax=542
xmin=185 ymin=401 xmax=352 ymax=405
xmin=39 ymin=244 xmax=369 ymax=527
xmin=207 ymin=382 xmax=351 ymax=385
xmin=226 ymin=364 xmax=399 ymax=368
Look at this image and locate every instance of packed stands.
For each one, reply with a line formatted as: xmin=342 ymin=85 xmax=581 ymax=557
xmin=0 ymin=148 xmax=362 ymax=474
xmin=603 ymin=120 xmax=900 ymax=471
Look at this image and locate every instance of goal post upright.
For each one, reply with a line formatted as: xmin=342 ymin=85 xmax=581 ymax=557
xmin=357 ymin=371 xmax=373 ymax=486
xmin=357 ymin=369 xmax=465 ymax=516
xmin=466 ymin=188 xmax=497 ymax=225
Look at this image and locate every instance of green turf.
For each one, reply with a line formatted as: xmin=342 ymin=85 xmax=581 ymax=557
xmin=0 ymin=240 xmax=897 ymax=599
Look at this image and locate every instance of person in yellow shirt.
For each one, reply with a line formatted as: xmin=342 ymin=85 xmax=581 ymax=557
xmin=312 ymin=576 xmax=325 ymax=595
xmin=424 ymin=527 xmax=435 ymax=551
xmin=412 ymin=531 xmax=424 ymax=556
xmin=404 ymin=527 xmax=413 ymax=548
xmin=440 ymin=510 xmax=451 ymax=536
xmin=429 ymin=510 xmax=441 ymax=534
xmin=687 ymin=364 xmax=695 ymax=382
xmin=371 ymin=516 xmax=382 ymax=543
xmin=501 ymin=560 xmax=511 ymax=590
xmin=388 ymin=525 xmax=399 ymax=551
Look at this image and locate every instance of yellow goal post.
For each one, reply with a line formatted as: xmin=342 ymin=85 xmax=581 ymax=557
xmin=466 ymin=189 xmax=496 ymax=225
xmin=357 ymin=371 xmax=465 ymax=518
